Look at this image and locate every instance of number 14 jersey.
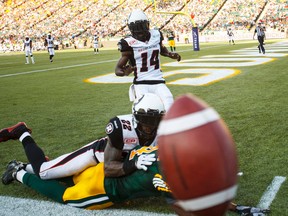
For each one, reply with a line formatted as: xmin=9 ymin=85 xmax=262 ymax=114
xmin=119 ymin=29 xmax=165 ymax=83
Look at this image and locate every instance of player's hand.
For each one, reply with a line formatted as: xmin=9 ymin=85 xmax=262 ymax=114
xmin=135 ymin=154 xmax=156 ymax=171
xmin=153 ymin=174 xmax=171 ymax=192
xmin=122 ymin=65 xmax=136 ymax=76
xmin=170 ymin=52 xmax=181 ymax=61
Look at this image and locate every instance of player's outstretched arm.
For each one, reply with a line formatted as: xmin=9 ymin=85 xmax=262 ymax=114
xmin=160 ymin=43 xmax=181 ymax=61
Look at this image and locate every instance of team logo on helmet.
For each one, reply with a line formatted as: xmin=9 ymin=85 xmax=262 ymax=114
xmin=105 ymin=123 xmax=114 ymax=134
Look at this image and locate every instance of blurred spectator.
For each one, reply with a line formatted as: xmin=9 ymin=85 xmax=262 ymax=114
xmin=0 ymin=0 xmax=286 ymax=52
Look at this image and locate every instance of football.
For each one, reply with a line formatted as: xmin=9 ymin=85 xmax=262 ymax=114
xmin=157 ymin=94 xmax=238 ymax=216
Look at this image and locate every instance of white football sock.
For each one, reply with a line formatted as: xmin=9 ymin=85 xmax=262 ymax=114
xmin=15 ymin=169 xmax=26 ymax=183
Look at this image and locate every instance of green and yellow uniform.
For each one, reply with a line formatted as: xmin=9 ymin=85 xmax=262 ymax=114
xmin=22 ymin=145 xmax=170 ymax=209
xmin=167 ymin=32 xmax=175 ymax=52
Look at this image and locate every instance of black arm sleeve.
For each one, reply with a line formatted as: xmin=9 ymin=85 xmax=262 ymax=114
xmin=105 ymin=117 xmax=124 ymax=150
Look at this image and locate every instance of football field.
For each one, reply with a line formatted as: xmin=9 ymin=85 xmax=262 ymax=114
xmin=0 ymin=39 xmax=287 ymax=215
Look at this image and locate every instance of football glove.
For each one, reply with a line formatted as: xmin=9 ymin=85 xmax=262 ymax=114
xmin=135 ymin=154 xmax=156 ymax=171
xmin=235 ymin=205 xmax=270 ymax=216
xmin=169 ymin=52 xmax=181 ymax=61
xmin=153 ymin=174 xmax=171 ymax=192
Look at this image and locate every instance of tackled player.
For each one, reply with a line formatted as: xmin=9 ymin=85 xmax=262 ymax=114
xmin=0 ymin=93 xmax=164 ymax=180
xmin=1 ymin=93 xmax=269 ymax=215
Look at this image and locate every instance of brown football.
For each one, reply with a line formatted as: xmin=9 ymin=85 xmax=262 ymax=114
xmin=157 ymin=94 xmax=238 ymax=216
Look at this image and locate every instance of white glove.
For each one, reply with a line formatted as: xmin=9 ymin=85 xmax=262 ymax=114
xmin=135 ymin=154 xmax=156 ymax=171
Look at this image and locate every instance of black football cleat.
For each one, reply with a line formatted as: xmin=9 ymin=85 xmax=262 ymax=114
xmin=0 ymin=122 xmax=32 ymax=143
xmin=2 ymin=160 xmax=25 ymax=185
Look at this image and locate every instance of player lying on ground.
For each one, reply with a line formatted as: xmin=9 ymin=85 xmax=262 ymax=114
xmin=2 ymin=144 xmax=169 ymax=209
xmin=2 ymin=144 xmax=269 ymax=215
xmin=0 ymin=93 xmax=164 ymax=180
xmin=1 ymin=127 xmax=269 ymax=215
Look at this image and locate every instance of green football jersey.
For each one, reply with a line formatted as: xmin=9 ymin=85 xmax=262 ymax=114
xmin=104 ymin=145 xmax=170 ymax=203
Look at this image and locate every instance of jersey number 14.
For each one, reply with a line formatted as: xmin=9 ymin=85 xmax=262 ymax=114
xmin=140 ymin=50 xmax=159 ymax=72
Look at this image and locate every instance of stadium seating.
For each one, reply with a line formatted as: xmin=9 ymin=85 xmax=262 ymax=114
xmin=0 ymin=0 xmax=287 ymax=52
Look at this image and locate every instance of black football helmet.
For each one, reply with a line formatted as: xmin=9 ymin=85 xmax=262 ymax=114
xmin=127 ymin=9 xmax=150 ymax=42
xmin=132 ymin=93 xmax=165 ymax=144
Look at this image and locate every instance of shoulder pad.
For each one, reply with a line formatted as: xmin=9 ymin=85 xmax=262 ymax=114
xmin=117 ymin=38 xmax=132 ymax=52
xmin=105 ymin=117 xmax=124 ymax=150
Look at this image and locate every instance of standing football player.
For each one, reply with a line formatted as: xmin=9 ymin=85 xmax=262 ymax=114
xmin=167 ymin=30 xmax=176 ymax=52
xmin=44 ymin=34 xmax=55 ymax=62
xmin=253 ymin=22 xmax=266 ymax=54
xmin=92 ymin=33 xmax=99 ymax=54
xmin=23 ymin=36 xmax=35 ymax=64
xmin=227 ymin=28 xmax=235 ymax=45
xmin=115 ymin=9 xmax=181 ymax=111
xmin=0 ymin=93 xmax=163 ymax=180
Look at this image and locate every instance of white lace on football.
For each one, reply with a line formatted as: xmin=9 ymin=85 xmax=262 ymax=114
xmin=157 ymin=107 xmax=220 ymax=136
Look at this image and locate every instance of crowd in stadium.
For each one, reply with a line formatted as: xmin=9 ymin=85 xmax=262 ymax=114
xmin=0 ymin=0 xmax=287 ymax=52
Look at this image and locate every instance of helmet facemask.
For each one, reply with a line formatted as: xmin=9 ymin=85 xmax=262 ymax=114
xmin=134 ymin=108 xmax=164 ymax=142
xmin=128 ymin=20 xmax=150 ymax=42
xmin=132 ymin=93 xmax=165 ymax=144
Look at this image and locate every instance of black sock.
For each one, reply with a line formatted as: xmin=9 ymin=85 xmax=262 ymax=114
xmin=22 ymin=136 xmax=46 ymax=176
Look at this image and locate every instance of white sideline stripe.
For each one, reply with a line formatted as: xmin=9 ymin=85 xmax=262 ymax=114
xmin=257 ymin=176 xmax=286 ymax=209
xmin=176 ymin=185 xmax=238 ymax=211
xmin=0 ymin=196 xmax=176 ymax=216
xmin=0 ymin=44 xmax=227 ymax=79
xmin=68 ymin=196 xmax=109 ymax=207
xmin=157 ymin=107 xmax=220 ymax=136
xmin=0 ymin=59 xmax=117 ymax=78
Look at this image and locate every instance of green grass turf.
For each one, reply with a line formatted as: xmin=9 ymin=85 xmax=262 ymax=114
xmin=0 ymin=39 xmax=287 ymax=215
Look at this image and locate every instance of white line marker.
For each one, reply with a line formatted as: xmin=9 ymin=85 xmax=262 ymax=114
xmin=0 ymin=59 xmax=117 ymax=78
xmin=0 ymin=44 xmax=228 ymax=79
xmin=257 ymin=176 xmax=286 ymax=209
xmin=0 ymin=196 xmax=176 ymax=216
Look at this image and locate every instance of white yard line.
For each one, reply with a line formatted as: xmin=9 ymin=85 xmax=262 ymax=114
xmin=0 ymin=59 xmax=117 ymax=78
xmin=0 ymin=44 xmax=226 ymax=79
xmin=0 ymin=196 xmax=175 ymax=216
xmin=257 ymin=176 xmax=286 ymax=209
xmin=0 ymin=175 xmax=286 ymax=215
